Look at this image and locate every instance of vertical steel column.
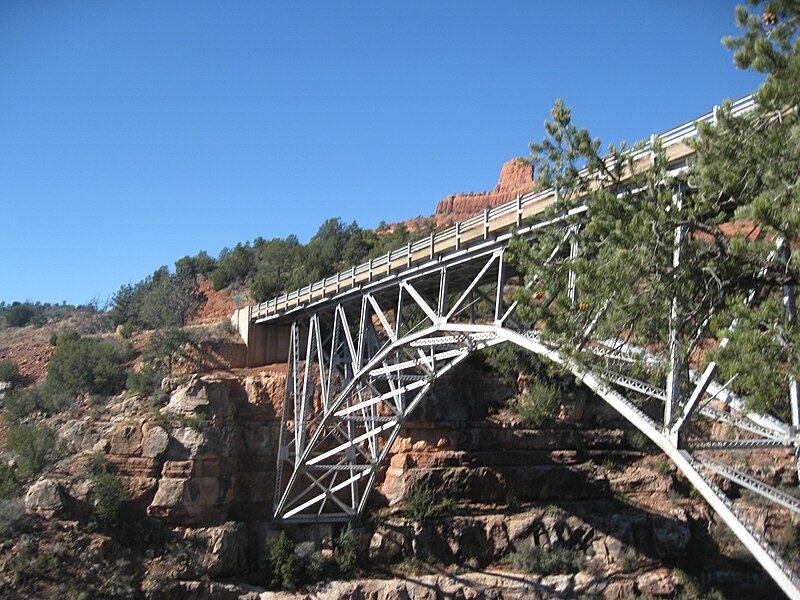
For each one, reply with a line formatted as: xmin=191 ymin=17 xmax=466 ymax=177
xmin=567 ymin=227 xmax=579 ymax=305
xmin=494 ymin=251 xmax=506 ymax=323
xmin=781 ymin=240 xmax=799 ymax=429
xmin=273 ymin=322 xmax=299 ymax=513
xmin=665 ymin=190 xmax=685 ymax=429
xmin=438 ymin=267 xmax=449 ymax=318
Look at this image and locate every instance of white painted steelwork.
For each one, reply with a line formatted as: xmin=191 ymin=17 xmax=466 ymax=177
xmin=238 ymin=95 xmax=800 ymax=598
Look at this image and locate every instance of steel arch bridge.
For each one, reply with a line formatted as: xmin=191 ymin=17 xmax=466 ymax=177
xmin=232 ymin=95 xmax=800 ymax=599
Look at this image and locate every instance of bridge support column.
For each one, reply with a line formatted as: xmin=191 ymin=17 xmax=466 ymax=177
xmin=232 ymin=307 xmax=292 ymax=366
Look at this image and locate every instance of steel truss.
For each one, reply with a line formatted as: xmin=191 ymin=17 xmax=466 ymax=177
xmin=253 ymin=95 xmax=800 ymax=597
xmin=265 ymin=240 xmax=800 ymax=597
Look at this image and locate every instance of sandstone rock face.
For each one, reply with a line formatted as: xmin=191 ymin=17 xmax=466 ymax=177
xmin=177 ymin=522 xmax=248 ymax=578
xmin=145 ymin=373 xmax=282 ymax=524
xmin=434 ymin=158 xmax=535 ymax=226
xmin=25 ymin=479 xmax=65 ymax=515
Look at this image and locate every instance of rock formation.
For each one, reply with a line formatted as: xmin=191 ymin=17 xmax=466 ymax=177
xmin=434 ymin=158 xmax=535 ymax=226
xmin=2 ymin=345 xmax=794 ymax=598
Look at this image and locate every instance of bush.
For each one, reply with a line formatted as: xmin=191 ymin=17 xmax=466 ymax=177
xmin=126 ymin=366 xmax=159 ymax=396
xmin=86 ymin=453 xmax=128 ymax=528
xmin=6 ymin=423 xmax=60 ymax=479
xmin=2 ymin=385 xmax=72 ymax=423
xmin=293 ymin=541 xmax=327 ymax=585
xmin=403 ymin=482 xmax=455 ymax=524
xmin=0 ymin=359 xmax=20 ymax=385
xmin=91 ymin=471 xmax=128 ymax=528
xmin=144 ymin=328 xmax=197 ymax=377
xmin=0 ymin=463 xmax=22 ymax=498
xmin=333 ymin=525 xmax=360 ymax=576
xmin=266 ymin=531 xmax=295 ymax=590
xmin=505 ymin=540 xmax=585 ymax=575
xmin=515 ymin=380 xmax=561 ymax=427
xmin=46 ymin=333 xmax=128 ymax=396
xmin=482 ymin=344 xmax=545 ymax=384
xmin=0 ymin=499 xmax=30 ymax=537
xmin=4 ymin=303 xmax=34 ymax=327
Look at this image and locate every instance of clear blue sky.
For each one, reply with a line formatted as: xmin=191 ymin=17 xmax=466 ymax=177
xmin=1 ymin=1 xmax=763 ymax=306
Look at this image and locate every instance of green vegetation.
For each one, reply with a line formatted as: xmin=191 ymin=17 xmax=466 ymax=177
xmin=514 ymin=380 xmax=562 ymax=427
xmin=45 ymin=332 xmax=130 ymax=397
xmin=403 ymin=481 xmax=455 ymax=524
xmin=108 ymin=216 xmax=436 ymax=328
xmin=126 ymin=366 xmax=160 ymax=396
xmin=265 ymin=531 xmax=295 ymax=590
xmin=87 ymin=454 xmax=128 ymax=528
xmin=0 ymin=463 xmax=22 ymax=499
xmin=509 ymin=1 xmax=800 ymax=415
xmin=0 ymin=358 xmax=20 ymax=385
xmin=0 ymin=499 xmax=29 ymax=537
xmin=333 ymin=525 xmax=360 ymax=576
xmin=505 ymin=539 xmax=586 ymax=575
xmin=143 ymin=327 xmax=197 ymax=378
xmin=112 ymin=267 xmax=205 ymax=329
xmin=3 ymin=385 xmax=73 ymax=423
xmin=4 ymin=303 xmax=39 ymax=327
xmin=0 ymin=300 xmax=101 ymax=330
xmin=481 ymin=344 xmax=549 ymax=385
xmin=293 ymin=541 xmax=327 ymax=585
xmin=6 ymin=423 xmax=61 ymax=480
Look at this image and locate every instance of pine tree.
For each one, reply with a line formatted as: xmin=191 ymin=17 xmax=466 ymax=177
xmin=510 ymin=0 xmax=799 ymax=416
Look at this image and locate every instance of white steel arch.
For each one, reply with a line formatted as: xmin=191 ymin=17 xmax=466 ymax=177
xmin=233 ymin=94 xmax=800 ymax=598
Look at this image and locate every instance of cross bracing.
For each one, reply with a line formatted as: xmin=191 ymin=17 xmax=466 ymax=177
xmin=232 ymin=94 xmax=800 ymax=599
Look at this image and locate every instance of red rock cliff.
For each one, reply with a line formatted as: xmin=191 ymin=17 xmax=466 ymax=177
xmin=435 ymin=158 xmax=534 ymax=226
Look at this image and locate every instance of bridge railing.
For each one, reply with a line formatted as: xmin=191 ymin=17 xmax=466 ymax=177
xmin=248 ymin=94 xmax=755 ymax=322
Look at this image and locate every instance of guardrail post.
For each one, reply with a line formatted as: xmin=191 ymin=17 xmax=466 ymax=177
xmin=650 ymin=134 xmax=656 ymax=165
xmin=516 ymin=194 xmax=522 ymax=227
xmin=455 ymin=222 xmax=461 ymax=250
xmin=483 ymin=208 xmax=490 ymax=239
xmin=386 ymin=251 xmax=391 ymax=275
xmin=429 ymin=232 xmax=435 ymax=260
xmin=407 ymin=242 xmax=412 ymax=268
xmin=368 ymin=258 xmax=373 ymax=281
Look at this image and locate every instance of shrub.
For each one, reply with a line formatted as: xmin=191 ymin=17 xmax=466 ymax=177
xmin=266 ymin=531 xmax=295 ymax=590
xmin=145 ymin=328 xmax=197 ymax=377
xmin=505 ymin=540 xmax=585 ymax=575
xmin=403 ymin=482 xmax=455 ymax=524
xmin=0 ymin=463 xmax=22 ymax=499
xmin=655 ymin=458 xmax=672 ymax=476
xmin=628 ymin=430 xmax=653 ymax=452
xmin=6 ymin=423 xmax=60 ymax=479
xmin=482 ymin=344 xmax=545 ymax=384
xmin=333 ymin=525 xmax=360 ymax=576
xmin=3 ymin=385 xmax=73 ymax=423
xmin=0 ymin=359 xmax=20 ymax=385
xmin=0 ymin=499 xmax=30 ymax=537
xmin=86 ymin=453 xmax=128 ymax=528
xmin=294 ymin=541 xmax=327 ymax=584
xmin=91 ymin=471 xmax=128 ymax=528
xmin=515 ymin=380 xmax=561 ymax=427
xmin=126 ymin=366 xmax=159 ymax=396
xmin=4 ymin=303 xmax=34 ymax=327
xmin=46 ymin=333 xmax=128 ymax=396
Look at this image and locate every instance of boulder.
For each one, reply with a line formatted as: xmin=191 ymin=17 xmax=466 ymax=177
xmin=177 ymin=522 xmax=248 ymax=578
xmin=142 ymin=425 xmax=170 ymax=458
xmin=25 ymin=479 xmax=65 ymax=515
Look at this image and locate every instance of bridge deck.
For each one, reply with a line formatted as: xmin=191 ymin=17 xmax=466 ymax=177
xmin=238 ymin=95 xmax=753 ymax=326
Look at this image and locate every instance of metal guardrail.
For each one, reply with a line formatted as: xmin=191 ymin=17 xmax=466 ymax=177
xmin=247 ymin=94 xmax=756 ymax=322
